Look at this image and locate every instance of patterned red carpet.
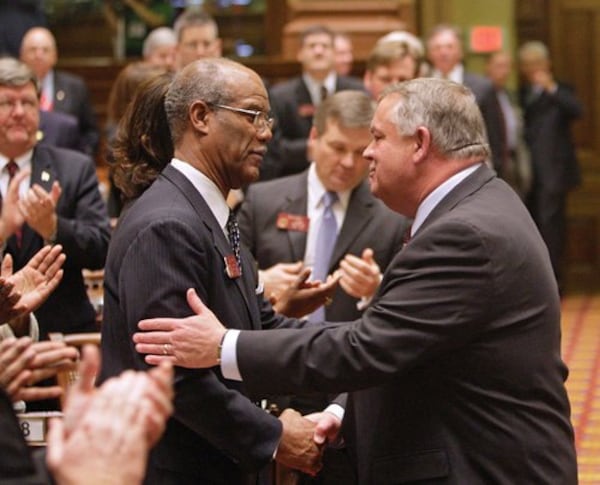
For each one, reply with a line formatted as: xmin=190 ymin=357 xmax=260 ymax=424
xmin=562 ymin=293 xmax=600 ymax=483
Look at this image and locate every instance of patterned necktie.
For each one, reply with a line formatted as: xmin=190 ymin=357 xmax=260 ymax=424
xmin=309 ymin=191 xmax=338 ymax=322
xmin=226 ymin=210 xmax=242 ymax=274
xmin=5 ymin=160 xmax=22 ymax=247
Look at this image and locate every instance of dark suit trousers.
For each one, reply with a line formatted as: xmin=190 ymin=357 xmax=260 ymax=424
xmin=527 ymin=186 xmax=566 ymax=284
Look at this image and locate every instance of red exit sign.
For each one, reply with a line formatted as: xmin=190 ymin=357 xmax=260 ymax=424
xmin=470 ymin=26 xmax=503 ymax=53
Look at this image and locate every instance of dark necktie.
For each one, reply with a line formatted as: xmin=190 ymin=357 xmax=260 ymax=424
xmin=402 ymin=224 xmax=413 ymax=249
xmin=320 ymin=84 xmax=328 ymax=103
xmin=309 ymin=191 xmax=338 ymax=323
xmin=5 ymin=160 xmax=22 ymax=247
xmin=226 ymin=210 xmax=242 ymax=274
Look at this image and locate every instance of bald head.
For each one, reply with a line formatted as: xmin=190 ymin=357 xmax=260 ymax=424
xmin=20 ymin=27 xmax=57 ymax=80
xmin=165 ymin=58 xmax=265 ymax=144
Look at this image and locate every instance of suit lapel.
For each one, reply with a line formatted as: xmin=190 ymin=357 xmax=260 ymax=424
xmin=329 ymin=181 xmax=373 ymax=270
xmin=282 ymin=173 xmax=309 ymax=261
xmin=9 ymin=149 xmax=55 ymax=260
xmin=52 ymin=72 xmax=68 ymax=112
xmin=161 ymin=166 xmax=258 ymax=327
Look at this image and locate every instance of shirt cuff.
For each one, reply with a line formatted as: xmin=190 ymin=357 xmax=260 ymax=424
xmin=220 ymin=329 xmax=242 ymax=381
xmin=324 ymin=403 xmax=345 ymax=422
xmin=356 ymin=296 xmax=372 ymax=311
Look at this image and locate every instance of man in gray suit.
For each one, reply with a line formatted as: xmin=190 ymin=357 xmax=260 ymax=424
xmin=135 ymin=78 xmax=577 ymax=485
xmin=239 ymin=90 xmax=408 ymax=331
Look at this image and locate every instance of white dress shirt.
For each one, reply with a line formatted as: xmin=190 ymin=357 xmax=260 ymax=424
xmin=431 ymin=64 xmax=464 ymax=84
xmin=0 ymin=151 xmax=33 ymax=200
xmin=170 ymin=158 xmax=229 ymax=238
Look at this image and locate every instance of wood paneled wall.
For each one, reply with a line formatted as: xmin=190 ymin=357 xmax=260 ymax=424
xmin=519 ymin=0 xmax=600 ymax=288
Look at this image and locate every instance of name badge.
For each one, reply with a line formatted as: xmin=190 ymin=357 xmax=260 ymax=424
xmin=276 ymin=212 xmax=309 ymax=232
xmin=298 ymin=104 xmax=316 ymax=117
xmin=224 ymin=254 xmax=242 ymax=279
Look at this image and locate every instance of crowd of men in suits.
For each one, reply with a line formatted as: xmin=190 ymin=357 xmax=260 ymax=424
xmin=0 ymin=9 xmax=583 ymax=485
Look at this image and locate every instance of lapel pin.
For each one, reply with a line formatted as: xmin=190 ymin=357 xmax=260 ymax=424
xmin=224 ymin=254 xmax=242 ymax=279
xmin=41 ymin=171 xmax=50 ymax=182
xmin=56 ymin=90 xmax=65 ymax=101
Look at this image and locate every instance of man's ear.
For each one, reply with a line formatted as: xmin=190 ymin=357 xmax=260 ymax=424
xmin=190 ymin=100 xmax=211 ymax=135
xmin=413 ymin=126 xmax=431 ymax=163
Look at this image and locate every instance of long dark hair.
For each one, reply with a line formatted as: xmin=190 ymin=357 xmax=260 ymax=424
xmin=111 ymin=72 xmax=174 ymax=200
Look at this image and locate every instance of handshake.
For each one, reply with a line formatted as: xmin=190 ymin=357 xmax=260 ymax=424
xmin=275 ymin=407 xmax=342 ymax=477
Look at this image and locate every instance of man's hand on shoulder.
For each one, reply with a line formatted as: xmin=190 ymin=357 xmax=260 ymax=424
xmin=134 ymin=288 xmax=226 ymax=368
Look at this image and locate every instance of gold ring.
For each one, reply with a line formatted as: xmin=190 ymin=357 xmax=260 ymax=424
xmin=162 ymin=344 xmax=169 ymax=355
xmin=324 ymin=296 xmax=333 ymax=306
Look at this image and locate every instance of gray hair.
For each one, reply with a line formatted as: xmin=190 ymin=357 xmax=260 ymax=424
xmin=377 ymin=30 xmax=424 ymax=59
xmin=382 ymin=78 xmax=490 ymax=160
xmin=313 ymin=90 xmax=375 ymax=135
xmin=518 ymin=41 xmax=549 ymax=62
xmin=143 ymin=27 xmax=176 ymax=58
xmin=0 ymin=57 xmax=39 ymax=93
xmin=164 ymin=58 xmax=240 ymax=144
xmin=173 ymin=9 xmax=219 ymax=42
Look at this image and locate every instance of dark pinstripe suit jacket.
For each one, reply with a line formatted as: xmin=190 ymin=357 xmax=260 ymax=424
xmin=234 ymin=165 xmax=577 ymax=484
xmin=99 ymin=164 xmax=300 ymax=484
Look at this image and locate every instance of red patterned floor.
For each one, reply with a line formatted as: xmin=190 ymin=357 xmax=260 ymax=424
xmin=561 ymin=293 xmax=600 ymax=483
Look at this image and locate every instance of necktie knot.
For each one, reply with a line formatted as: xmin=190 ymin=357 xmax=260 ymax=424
xmin=322 ymin=191 xmax=337 ymax=209
xmin=226 ymin=210 xmax=242 ymax=273
xmin=320 ymin=85 xmax=328 ymax=103
xmin=6 ymin=160 xmax=19 ymax=180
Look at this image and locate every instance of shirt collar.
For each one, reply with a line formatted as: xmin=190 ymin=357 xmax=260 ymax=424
xmin=170 ymin=158 xmax=230 ymax=235
xmin=0 ymin=150 xmax=34 ymax=172
xmin=432 ymin=64 xmax=464 ymax=84
xmin=411 ymin=163 xmax=482 ymax=237
xmin=307 ymin=162 xmax=351 ymax=211
xmin=302 ymin=71 xmax=337 ymax=106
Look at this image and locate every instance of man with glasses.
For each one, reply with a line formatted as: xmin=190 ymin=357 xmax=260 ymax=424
xmin=0 ymin=58 xmax=110 ymax=343
xmin=99 ymin=58 xmax=327 ymax=483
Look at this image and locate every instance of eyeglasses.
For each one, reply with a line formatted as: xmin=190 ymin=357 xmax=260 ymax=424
xmin=210 ymin=103 xmax=274 ymax=132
